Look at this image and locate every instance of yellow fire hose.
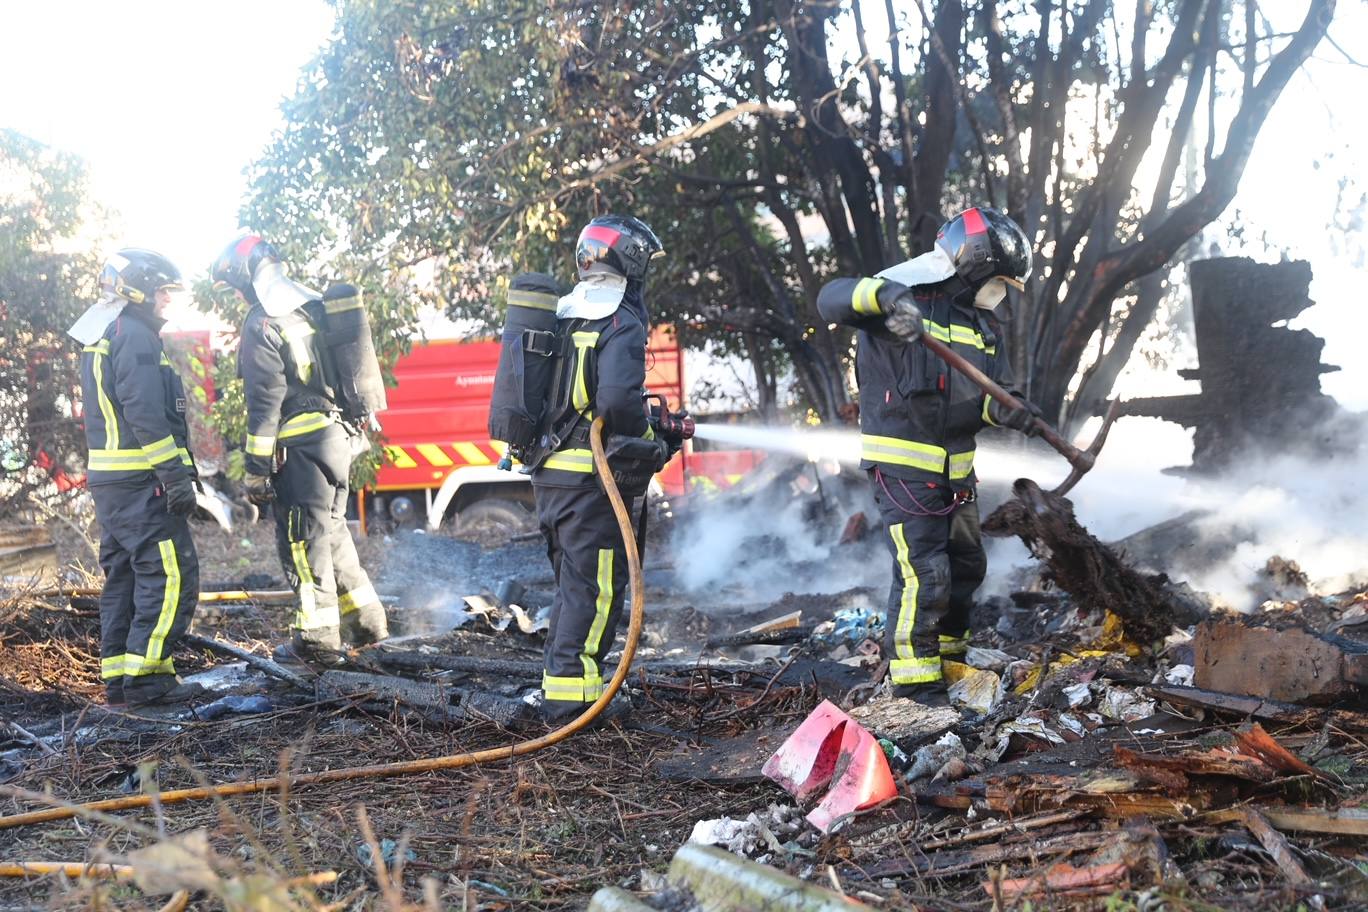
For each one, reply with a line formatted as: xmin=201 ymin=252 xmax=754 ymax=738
xmin=0 ymin=418 xmax=643 ymax=831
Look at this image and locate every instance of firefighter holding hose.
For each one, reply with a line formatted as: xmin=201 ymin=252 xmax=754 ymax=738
xmin=520 ymin=215 xmax=679 ymax=724
xmin=817 ymin=207 xmax=1043 ymax=705
xmin=211 ymin=236 xmax=390 ymax=665
xmin=68 ymin=249 xmax=204 ymax=707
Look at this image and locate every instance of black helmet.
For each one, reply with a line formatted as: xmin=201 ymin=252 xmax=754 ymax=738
xmin=935 ymin=207 xmax=1032 ymax=290
xmin=98 ymin=248 xmax=183 ymax=305
xmin=211 ymin=233 xmax=282 ymax=293
xmin=575 ymin=215 xmax=664 ymax=282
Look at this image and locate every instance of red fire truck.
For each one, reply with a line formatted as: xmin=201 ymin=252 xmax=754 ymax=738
xmin=365 ymin=327 xmax=762 ymax=533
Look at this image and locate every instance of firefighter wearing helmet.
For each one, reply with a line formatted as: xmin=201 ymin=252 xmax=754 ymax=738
xmin=211 ymin=234 xmax=389 ymax=664
xmin=817 ymin=207 xmax=1043 ymax=705
xmin=529 ymin=214 xmax=676 ymax=723
xmin=68 ymin=249 xmax=204 ymax=707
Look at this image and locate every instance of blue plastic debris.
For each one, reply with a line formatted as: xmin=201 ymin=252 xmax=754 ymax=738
xmin=192 ymin=694 xmax=274 ymax=722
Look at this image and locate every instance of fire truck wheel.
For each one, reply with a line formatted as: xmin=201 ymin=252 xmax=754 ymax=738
xmin=453 ymin=498 xmax=536 ymax=541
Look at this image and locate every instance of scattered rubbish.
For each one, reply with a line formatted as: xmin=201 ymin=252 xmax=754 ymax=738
xmin=686 ymin=804 xmax=802 ymax=856
xmin=355 ymin=838 xmax=417 ymax=868
xmin=946 ymin=667 xmax=1003 ymax=715
xmin=1099 ymin=687 xmax=1157 ymax=723
xmin=191 ymin=694 xmax=274 ymax=721
xmin=906 ymin=732 xmax=966 ymax=783
xmin=1194 ymin=618 xmax=1368 ymax=703
xmin=762 ymin=700 xmax=897 ymax=833
xmin=964 ymin=646 xmax=1014 ymax=671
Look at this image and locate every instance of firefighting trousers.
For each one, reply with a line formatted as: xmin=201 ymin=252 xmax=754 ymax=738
xmin=872 ymin=474 xmax=987 ymax=686
xmin=533 ymin=483 xmax=631 ymax=705
xmin=92 ymin=480 xmax=199 ymax=690
xmin=272 ymin=422 xmax=388 ymax=649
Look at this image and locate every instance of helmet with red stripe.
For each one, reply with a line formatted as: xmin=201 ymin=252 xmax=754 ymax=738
xmin=935 ymin=207 xmax=1032 ymax=291
xmin=575 ymin=215 xmax=664 ymax=282
xmin=211 ymin=233 xmax=282 ymax=293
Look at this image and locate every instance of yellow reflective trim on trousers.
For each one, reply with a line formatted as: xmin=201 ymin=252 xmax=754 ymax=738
xmin=580 ymin=548 xmax=614 ymax=682
xmin=890 ymin=523 xmax=919 ymax=663
xmin=542 ymin=671 xmax=604 ymax=702
xmin=852 ymin=277 xmax=884 ymax=315
xmin=101 ymin=655 xmax=127 ymax=680
xmin=291 ymin=541 xmax=320 ymax=629
xmin=88 ymin=449 xmax=154 ymax=471
xmin=890 ymin=656 xmax=942 ymax=684
xmin=123 ymin=653 xmax=176 ymax=677
xmin=90 ymin=349 xmax=120 ymax=451
xmin=145 ymin=539 xmax=181 ymax=663
xmin=571 ymin=332 xmax=599 ymax=414
xmin=860 ymin=434 xmax=947 ymax=473
xmin=339 ymin=583 xmax=379 ymax=615
xmin=938 ymin=633 xmax=969 ymax=655
xmin=948 ymin=450 xmax=976 ymax=480
xmin=246 ymin=433 xmax=276 ymax=457
xmin=542 ymin=448 xmax=594 ymax=473
xmin=280 ymin=411 xmax=332 ymax=439
xmin=142 ymin=434 xmax=180 ymax=466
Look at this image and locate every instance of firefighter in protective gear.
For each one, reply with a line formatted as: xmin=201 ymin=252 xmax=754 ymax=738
xmin=531 ymin=215 xmax=670 ymax=722
xmin=211 ymin=235 xmax=389 ymax=661
xmin=817 ymin=207 xmax=1041 ymax=702
xmin=69 ymin=249 xmax=202 ymax=707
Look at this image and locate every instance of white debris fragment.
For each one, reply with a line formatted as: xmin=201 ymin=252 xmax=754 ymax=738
xmin=947 ymin=669 xmax=1004 ymax=714
xmin=686 ymin=804 xmax=803 ymax=856
xmin=906 ymin=732 xmax=966 ymax=783
xmin=1062 ymin=681 xmax=1093 ymax=708
xmin=997 ymin=717 xmax=1066 ymax=744
xmin=964 ymin=646 xmax=1014 ymax=671
xmin=1163 ymin=664 xmax=1195 ymax=686
xmin=1099 ymin=687 xmax=1157 ymax=722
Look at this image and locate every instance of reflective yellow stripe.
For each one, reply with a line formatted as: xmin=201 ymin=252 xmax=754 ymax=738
xmin=339 ymin=583 xmax=379 ymax=615
xmin=246 ymin=433 xmax=276 ymax=457
xmin=323 ymin=294 xmax=363 ymax=314
xmin=860 ymin=434 xmax=947 ymax=473
xmin=923 ymin=320 xmax=989 ymax=351
xmin=508 ymin=289 xmax=557 ymax=311
xmin=938 ymin=633 xmax=970 ymax=655
xmin=852 ymin=277 xmax=884 ymax=315
xmin=142 ymin=434 xmax=180 ymax=466
xmin=452 ymin=442 xmax=491 ymax=465
xmin=280 ymin=321 xmax=315 ymax=384
xmin=542 ymin=448 xmax=594 ymax=473
xmin=581 ymin=548 xmax=614 ymax=682
xmin=122 ymin=652 xmax=176 ymax=677
xmin=145 ymin=540 xmax=181 ymax=663
xmin=948 ymin=450 xmax=976 ymax=480
xmin=160 ymin=353 xmax=172 ymax=367
xmin=291 ymin=541 xmax=319 ymax=629
xmin=542 ymin=672 xmax=604 ymax=702
xmin=385 ymin=446 xmax=418 ymax=469
xmin=982 ymin=396 xmax=998 ymax=427
xmin=571 ymin=331 xmax=600 ymax=413
xmin=890 ymin=656 xmax=942 ymax=685
xmin=280 ymin=411 xmax=332 ymax=439
xmin=88 ymin=449 xmax=154 ymax=471
xmin=643 ymin=425 xmax=655 ymax=441
xmin=89 ymin=347 xmax=120 ymax=451
xmin=890 ymin=523 xmax=919 ymax=664
xmin=101 ymin=654 xmax=128 ymax=680
xmin=415 ymin=443 xmax=453 ymax=467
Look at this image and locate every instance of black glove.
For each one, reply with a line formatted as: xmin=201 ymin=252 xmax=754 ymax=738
xmin=243 ymin=472 xmax=275 ymax=506
xmin=651 ymin=438 xmax=673 ymax=472
xmin=988 ymin=395 xmax=1045 ymax=437
xmin=158 ymin=472 xmax=198 ymax=516
xmin=884 ymin=294 xmax=924 ymax=342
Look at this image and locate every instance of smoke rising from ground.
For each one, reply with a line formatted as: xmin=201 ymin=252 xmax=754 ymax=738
xmin=689 ymin=415 xmax=1368 ymax=612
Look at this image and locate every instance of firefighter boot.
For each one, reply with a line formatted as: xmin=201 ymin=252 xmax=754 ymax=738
xmin=273 ymin=628 xmax=346 ymax=669
xmin=124 ymin=675 xmax=207 ymax=708
xmin=891 ymin=682 xmax=951 ymax=708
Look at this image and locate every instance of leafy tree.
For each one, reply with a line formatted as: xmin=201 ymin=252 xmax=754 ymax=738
xmin=247 ymin=0 xmax=1337 ymax=426
xmin=0 ymin=129 xmax=111 ymax=510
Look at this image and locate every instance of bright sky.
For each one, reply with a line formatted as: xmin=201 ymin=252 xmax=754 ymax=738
xmin=2 ymin=2 xmax=1365 ymax=404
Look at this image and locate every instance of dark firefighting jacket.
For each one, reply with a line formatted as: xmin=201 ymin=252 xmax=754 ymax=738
xmin=79 ymin=305 xmax=195 ymax=486
xmin=531 ymin=307 xmax=653 ymax=488
xmin=237 ymin=304 xmax=336 ymax=476
xmin=818 ymin=276 xmax=1014 ymax=490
